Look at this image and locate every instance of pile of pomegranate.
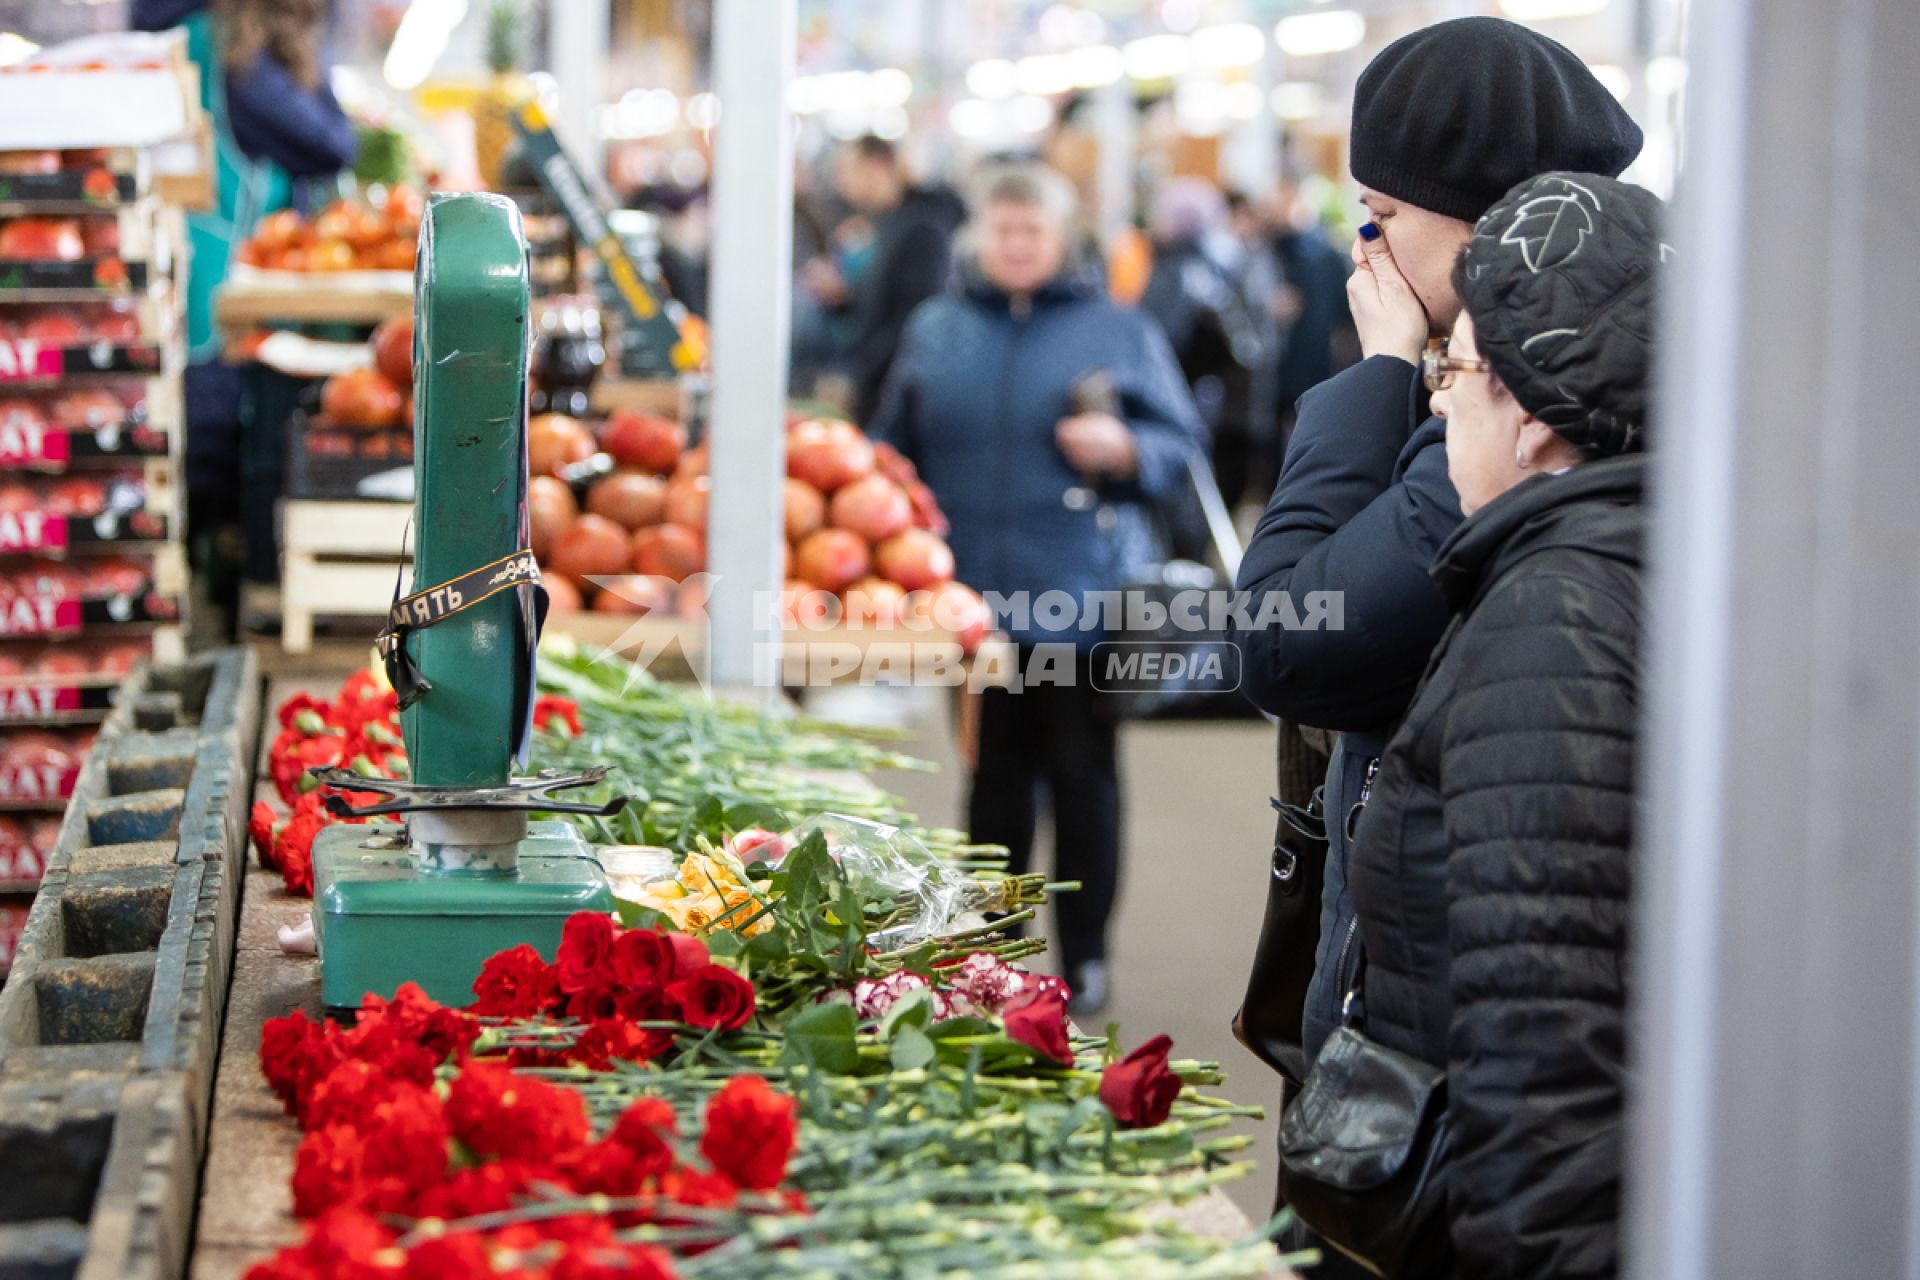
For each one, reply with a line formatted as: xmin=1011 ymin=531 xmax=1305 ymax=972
xmin=315 ymin=315 xmax=414 ymax=431
xmin=528 ymin=409 xmax=989 ymax=653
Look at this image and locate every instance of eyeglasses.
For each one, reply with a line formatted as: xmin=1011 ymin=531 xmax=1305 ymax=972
xmin=1422 ymin=343 xmax=1492 ymax=393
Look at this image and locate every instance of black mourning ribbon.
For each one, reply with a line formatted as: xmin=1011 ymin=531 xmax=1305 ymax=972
xmin=376 ymin=546 xmax=543 ymax=710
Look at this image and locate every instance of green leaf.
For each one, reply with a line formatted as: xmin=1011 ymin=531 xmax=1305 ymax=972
xmin=702 ymin=929 xmax=745 ymax=959
xmin=723 ymin=801 xmax=789 ymax=833
xmin=613 ymin=900 xmax=673 ymax=931
xmin=877 ymin=989 xmax=934 ymax=1039
xmin=889 ymin=1023 xmax=935 ymax=1071
xmin=744 ymin=927 xmax=790 ymax=969
xmin=779 ymin=1001 xmax=861 ymax=1075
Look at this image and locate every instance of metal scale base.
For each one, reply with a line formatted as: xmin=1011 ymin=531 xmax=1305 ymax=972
xmin=313 ymin=820 xmax=613 ymax=1011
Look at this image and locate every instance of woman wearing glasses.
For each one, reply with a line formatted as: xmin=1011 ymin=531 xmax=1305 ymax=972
xmin=1284 ymin=172 xmax=1667 ymax=1279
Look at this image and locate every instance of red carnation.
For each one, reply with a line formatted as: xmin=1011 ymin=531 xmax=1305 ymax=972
xmin=277 ymin=692 xmax=335 ymax=734
xmin=570 ymin=1016 xmax=671 ymax=1071
xmin=661 ymin=1165 xmax=740 ymax=1209
xmin=668 ymin=964 xmax=756 ymax=1032
xmin=556 ymin=911 xmax=617 ymax=995
xmin=1002 ymin=985 xmax=1073 ymax=1065
xmin=610 ymin=1096 xmax=679 ymax=1181
xmin=242 ymin=1207 xmax=399 ymax=1280
xmin=445 ymin=1061 xmax=590 ymax=1165
xmin=248 ymin=802 xmax=284 ymax=870
xmin=401 ymin=1233 xmax=494 ymax=1280
xmin=471 ymin=943 xmax=562 ymax=1018
xmin=698 ymin=1074 xmax=796 ymax=1191
xmin=1098 ymin=1033 xmax=1184 ymax=1129
xmin=532 ymin=694 xmax=584 ymax=737
xmin=291 ymin=1125 xmax=368 ymax=1219
xmin=554 ymin=1138 xmax=652 ymax=1199
xmin=412 ymin=1159 xmax=541 ymax=1221
xmin=260 ymin=1010 xmax=344 ymax=1117
xmin=302 ymin=1058 xmax=402 ymax=1133
xmin=356 ymin=983 xmax=479 ymax=1064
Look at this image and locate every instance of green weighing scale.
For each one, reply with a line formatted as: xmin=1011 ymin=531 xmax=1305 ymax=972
xmin=307 ymin=193 xmax=619 ymax=1012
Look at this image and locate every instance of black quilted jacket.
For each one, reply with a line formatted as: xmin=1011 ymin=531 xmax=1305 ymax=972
xmin=1347 ymin=455 xmax=1645 ymax=1280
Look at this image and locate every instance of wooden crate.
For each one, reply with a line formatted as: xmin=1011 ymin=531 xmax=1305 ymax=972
xmin=276 ymin=499 xmax=409 ymax=654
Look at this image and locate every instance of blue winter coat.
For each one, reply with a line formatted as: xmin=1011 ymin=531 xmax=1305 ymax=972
xmin=868 ymin=274 xmax=1206 ymax=648
xmin=1231 ymin=354 xmax=1463 ymax=1059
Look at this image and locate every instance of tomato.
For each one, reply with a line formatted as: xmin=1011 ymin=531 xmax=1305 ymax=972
xmin=81 ymin=557 xmax=149 ymax=597
xmin=312 ymin=202 xmax=356 ymax=243
xmin=0 ymin=218 xmax=84 ymax=261
xmin=784 ymin=478 xmax=825 ymax=544
xmin=0 ymin=400 xmax=47 ymax=432
xmin=787 ymin=418 xmax=874 ymax=493
xmin=843 ymin=577 xmax=907 ymax=630
xmin=528 ymin=414 xmax=596 ymax=477
xmin=369 ymin=315 xmax=413 ymax=388
xmin=662 ymin=474 xmax=710 ymax=531
xmin=321 ymin=369 xmax=404 ymax=429
xmin=12 ymin=564 xmax=85 ymax=600
xmin=599 ymin=409 xmax=685 ymax=473
xmin=527 ymin=474 xmax=579 ymax=563
xmin=82 ymin=218 xmax=119 ymax=258
xmin=585 ymin=472 xmax=666 ymax=532
xmin=0 ymin=483 xmax=37 ymax=514
xmin=252 ymin=209 xmax=305 ymax=253
xmin=590 ymin=574 xmax=673 ymax=615
xmin=54 ymin=389 xmax=123 ymax=428
xmin=873 ymin=529 xmax=955 ymax=593
xmin=828 ymin=473 xmax=912 ymax=544
xmin=21 ymin=311 xmax=84 ymax=345
xmin=542 ymin=572 xmax=583 ymax=615
xmin=549 ymin=514 xmax=633 ymax=583
xmin=46 ymin=476 xmax=106 ymax=517
xmin=792 ymin=528 xmax=870 ymax=593
xmin=0 ymin=652 xmax=20 ymax=678
xmin=629 ymin=524 xmax=705 ymax=582
xmin=0 ymin=152 xmax=58 ymax=175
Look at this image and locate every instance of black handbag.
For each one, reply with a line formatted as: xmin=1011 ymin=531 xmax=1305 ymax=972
xmin=1275 ymin=973 xmax=1455 ymax=1279
xmin=1231 ymin=783 xmax=1327 ymax=1086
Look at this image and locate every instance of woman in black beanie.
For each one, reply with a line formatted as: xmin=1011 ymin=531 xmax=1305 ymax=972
xmin=1281 ymin=171 xmax=1668 ymax=1280
xmin=1230 ymin=11 xmax=1643 ymax=1132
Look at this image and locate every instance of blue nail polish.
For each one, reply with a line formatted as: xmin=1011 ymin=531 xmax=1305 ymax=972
xmin=1358 ymin=222 xmax=1382 ymax=242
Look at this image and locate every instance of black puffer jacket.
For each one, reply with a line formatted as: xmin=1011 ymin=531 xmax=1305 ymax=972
xmin=1348 ymin=456 xmax=1645 ymax=1280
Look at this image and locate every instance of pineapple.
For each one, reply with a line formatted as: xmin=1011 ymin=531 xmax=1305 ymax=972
xmin=474 ymin=0 xmax=534 ymax=192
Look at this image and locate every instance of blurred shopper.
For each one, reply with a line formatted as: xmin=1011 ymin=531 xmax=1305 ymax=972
xmin=828 ymin=135 xmax=964 ymax=424
xmin=130 ymin=0 xmax=356 ymax=624
xmin=1279 ymin=172 xmax=1666 ymax=1278
xmin=868 ymin=164 xmax=1204 ymax=1016
xmin=1138 ymin=178 xmax=1266 ymax=510
xmin=1265 ymin=176 xmax=1357 ymax=451
xmin=1231 ymin=16 xmax=1643 ymax=1072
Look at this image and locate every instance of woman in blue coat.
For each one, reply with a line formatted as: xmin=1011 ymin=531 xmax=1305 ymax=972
xmin=868 ymin=163 xmax=1206 ymax=1014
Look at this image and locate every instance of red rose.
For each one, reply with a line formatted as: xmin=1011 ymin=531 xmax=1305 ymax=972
xmin=1002 ymin=985 xmax=1073 ymax=1065
xmin=260 ymin=1010 xmax=344 ymax=1117
xmin=699 ymin=1074 xmax=796 ymax=1191
xmin=610 ymin=986 xmax=681 ymax=1060
xmin=1098 ymin=1033 xmax=1183 ymax=1129
xmin=471 ymin=943 xmax=562 ymax=1019
xmin=668 ymin=964 xmax=756 ymax=1032
xmin=556 ymin=911 xmax=617 ymax=995
xmin=445 ymin=1061 xmax=590 ymax=1165
xmin=665 ymin=932 xmax=710 ymax=978
xmin=609 ymin=928 xmax=674 ymax=991
xmin=610 ymin=1096 xmax=679 ymax=1181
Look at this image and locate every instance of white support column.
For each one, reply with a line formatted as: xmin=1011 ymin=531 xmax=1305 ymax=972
xmin=548 ymin=0 xmax=610 ymax=176
xmin=705 ymin=0 xmax=795 ymax=694
xmin=1092 ymin=78 xmax=1135 ymax=249
xmin=1629 ymin=0 xmax=1920 ymax=1276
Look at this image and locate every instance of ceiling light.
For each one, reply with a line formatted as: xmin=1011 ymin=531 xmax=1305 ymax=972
xmin=1008 ymin=95 xmax=1054 ymax=134
xmin=0 ymin=33 xmax=42 ymax=68
xmin=1191 ymin=23 xmax=1266 ymax=69
xmin=869 ymin=67 xmax=913 ymax=107
xmin=1015 ymin=53 xmax=1076 ymax=97
xmin=1274 ymin=10 xmax=1365 ymax=57
xmin=1066 ymin=44 xmax=1124 ymax=89
xmin=1123 ymin=34 xmax=1190 ymax=81
xmin=966 ymin=58 xmax=1018 ymax=100
xmin=1224 ymin=82 xmax=1264 ymax=120
xmin=949 ymin=98 xmax=998 ymax=139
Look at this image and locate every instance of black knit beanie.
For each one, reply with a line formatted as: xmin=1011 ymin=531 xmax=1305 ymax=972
xmin=1460 ymin=172 xmax=1669 ymax=457
xmin=1350 ymin=17 xmax=1644 ymax=222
